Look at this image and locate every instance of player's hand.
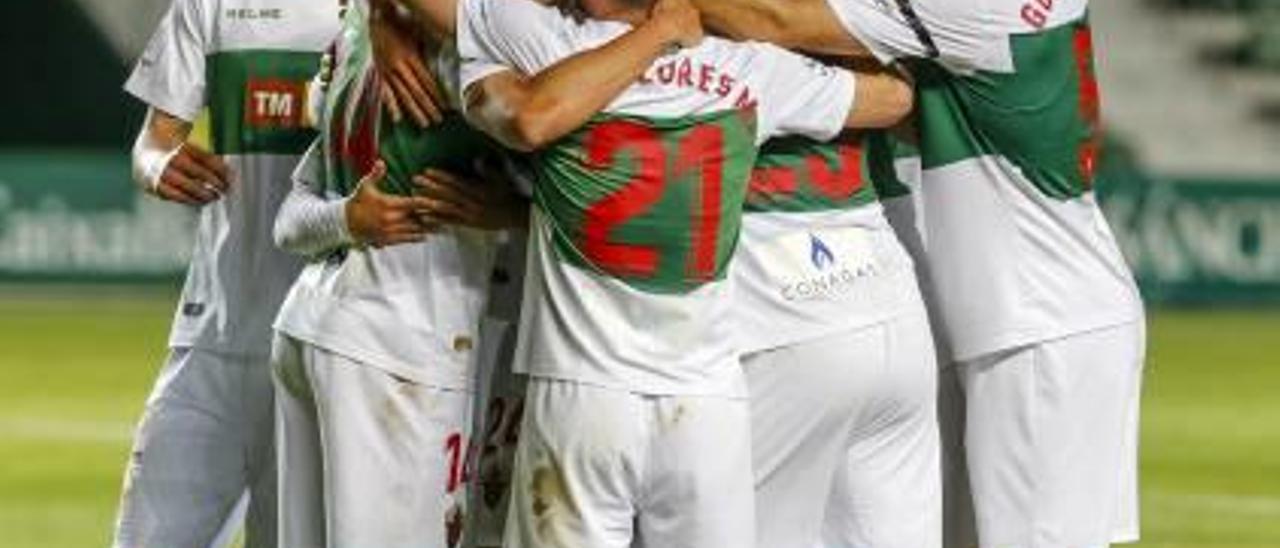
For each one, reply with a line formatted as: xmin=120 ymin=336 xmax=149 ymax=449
xmin=648 ymin=0 xmax=704 ymax=50
xmin=346 ymin=161 xmax=439 ymax=247
xmin=151 ymin=143 xmax=232 ymax=205
xmin=411 ymin=161 xmax=530 ymax=231
xmin=371 ymin=6 xmax=446 ymax=128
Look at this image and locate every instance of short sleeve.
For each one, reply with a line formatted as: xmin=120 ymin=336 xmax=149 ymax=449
xmin=823 ymin=0 xmax=924 ymax=64
xmin=753 ymin=45 xmax=857 ymax=143
xmin=124 ymin=0 xmax=210 ymax=121
xmin=455 ymin=0 xmax=628 ymax=95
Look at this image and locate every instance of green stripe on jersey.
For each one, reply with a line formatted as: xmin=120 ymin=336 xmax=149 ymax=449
xmin=747 ymin=135 xmax=879 ymax=213
xmin=380 ymin=114 xmax=503 ymax=195
xmin=535 ymin=110 xmax=759 ymax=294
xmin=866 ymin=132 xmax=916 ymax=200
xmin=207 ymin=50 xmax=322 ymax=155
xmin=909 ymin=17 xmax=1100 ymax=200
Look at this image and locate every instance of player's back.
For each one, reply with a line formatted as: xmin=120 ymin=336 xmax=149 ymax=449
xmin=824 ymin=0 xmax=1140 ymax=359
xmin=457 ymin=0 xmax=856 ymax=396
xmin=275 ymin=3 xmax=501 ymax=389
xmin=732 ymin=134 xmax=924 ymax=354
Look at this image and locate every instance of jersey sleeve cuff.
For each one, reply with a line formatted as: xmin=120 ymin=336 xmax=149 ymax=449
xmin=123 ymin=74 xmax=204 ymax=123
xmin=822 ymin=70 xmax=859 ymax=141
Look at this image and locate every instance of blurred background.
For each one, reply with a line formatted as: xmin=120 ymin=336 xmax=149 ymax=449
xmin=0 ymin=0 xmax=1277 ymax=546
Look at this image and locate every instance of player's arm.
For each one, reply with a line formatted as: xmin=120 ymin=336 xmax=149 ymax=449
xmin=844 ymin=63 xmax=913 ymax=129
xmin=386 ymin=0 xmax=456 ymax=44
xmin=126 ymin=0 xmax=229 ymax=205
xmin=131 ymin=107 xmax=231 ymax=205
xmin=755 ymin=45 xmax=912 ymax=147
xmin=461 ymin=0 xmax=703 ymax=151
xmin=412 ymin=160 xmax=531 ymax=230
xmin=274 ymin=143 xmax=440 ymax=254
xmin=372 ymin=0 xmax=448 ymax=127
xmin=691 ymin=0 xmax=869 ymax=57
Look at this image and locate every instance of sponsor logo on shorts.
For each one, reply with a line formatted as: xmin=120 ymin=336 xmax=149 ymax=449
xmin=181 ymin=302 xmax=205 ymax=317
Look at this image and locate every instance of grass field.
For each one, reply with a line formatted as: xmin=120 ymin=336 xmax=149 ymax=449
xmin=1 ymin=287 xmax=1278 ymax=547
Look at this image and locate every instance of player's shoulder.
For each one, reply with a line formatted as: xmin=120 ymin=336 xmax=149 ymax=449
xmin=686 ymin=36 xmax=822 ymax=79
xmin=692 ymin=37 xmax=795 ymax=63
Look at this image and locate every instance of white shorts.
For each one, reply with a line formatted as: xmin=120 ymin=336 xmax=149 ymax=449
xmin=113 ymin=347 xmax=276 ymax=548
xmin=939 ymin=362 xmax=979 ymax=548
xmin=504 ymin=378 xmax=754 ymax=548
xmin=957 ymin=321 xmax=1145 ymax=548
xmin=467 ymin=318 xmax=528 ymax=548
xmin=271 ymin=334 xmax=471 ymax=548
xmin=746 ymin=299 xmax=941 ymax=548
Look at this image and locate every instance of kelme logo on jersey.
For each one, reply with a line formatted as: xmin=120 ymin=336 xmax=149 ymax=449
xmin=245 ymin=79 xmax=306 ymax=129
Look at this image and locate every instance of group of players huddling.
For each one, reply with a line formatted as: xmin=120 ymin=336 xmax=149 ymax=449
xmin=112 ymin=0 xmax=1146 ymax=546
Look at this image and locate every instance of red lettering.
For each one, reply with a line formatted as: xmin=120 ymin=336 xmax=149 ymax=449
xmin=676 ymin=58 xmax=695 ymax=88
xmin=656 ymin=61 xmax=676 ymax=84
xmin=445 ymin=432 xmax=467 ymax=493
xmin=673 ymin=125 xmax=725 ymax=280
xmin=806 ymin=144 xmax=863 ymax=199
xmin=583 ymin=122 xmax=665 ymax=277
xmin=749 ymin=166 xmax=798 ymax=201
xmin=1020 ymin=4 xmax=1046 ymax=28
xmin=734 ymin=87 xmax=757 ymax=110
xmin=697 ymin=64 xmax=714 ymax=93
xmin=716 ymin=74 xmax=735 ymax=98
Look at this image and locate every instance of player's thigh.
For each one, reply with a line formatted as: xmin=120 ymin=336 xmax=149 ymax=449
xmin=307 ymin=350 xmax=471 ymax=548
xmin=821 ymin=307 xmax=941 ymax=548
xmin=638 ymin=395 xmax=754 ymax=548
xmin=271 ymin=334 xmax=326 ymax=548
xmin=938 ymin=362 xmax=978 ymax=548
xmin=1111 ymin=325 xmax=1144 ymax=544
xmin=238 ymin=348 xmax=278 ymax=548
xmin=114 ymin=347 xmax=254 ymax=548
xmin=505 ymin=378 xmax=643 ymax=548
xmin=745 ymin=327 xmax=879 ymax=548
xmin=959 ymin=321 xmax=1144 ymax=548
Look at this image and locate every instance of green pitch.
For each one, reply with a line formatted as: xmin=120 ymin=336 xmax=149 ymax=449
xmin=0 ymin=287 xmax=1278 ymax=547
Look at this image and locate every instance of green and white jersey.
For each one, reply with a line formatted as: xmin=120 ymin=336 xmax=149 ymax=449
xmin=125 ymin=0 xmax=338 ymax=357
xmin=274 ymin=3 xmax=502 ymax=389
xmin=732 ymin=134 xmax=919 ymax=354
xmin=458 ymin=0 xmax=856 ymax=397
xmin=826 ymin=0 xmax=1142 ymax=360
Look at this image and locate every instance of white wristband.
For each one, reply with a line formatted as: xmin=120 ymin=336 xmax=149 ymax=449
xmin=136 ymin=145 xmax=182 ymax=194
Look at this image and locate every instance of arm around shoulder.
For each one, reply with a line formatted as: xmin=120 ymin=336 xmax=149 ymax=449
xmin=845 ymin=67 xmax=914 ymax=129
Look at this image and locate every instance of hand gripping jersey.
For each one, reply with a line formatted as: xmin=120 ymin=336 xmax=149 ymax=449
xmin=273 ymin=3 xmax=502 ymax=388
xmin=732 ymin=134 xmax=920 ymax=354
xmin=826 ymin=0 xmax=1141 ymax=360
xmin=125 ymin=0 xmax=339 ymax=356
xmin=457 ymin=0 xmax=855 ymax=396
